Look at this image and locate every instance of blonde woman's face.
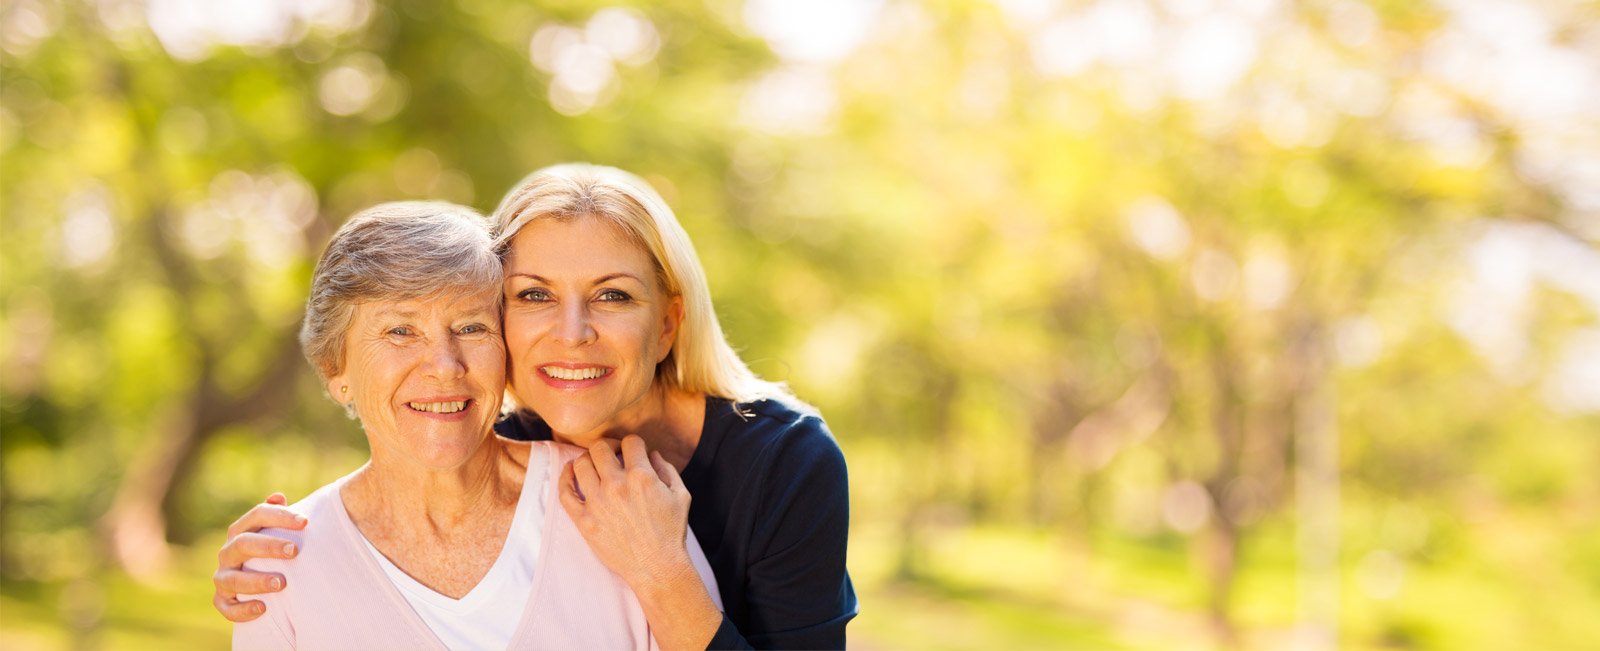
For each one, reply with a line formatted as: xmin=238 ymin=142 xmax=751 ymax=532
xmin=501 ymin=216 xmax=682 ymax=444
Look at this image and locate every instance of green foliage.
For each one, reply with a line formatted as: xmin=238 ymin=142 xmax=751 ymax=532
xmin=4 ymin=0 xmax=1599 ymax=648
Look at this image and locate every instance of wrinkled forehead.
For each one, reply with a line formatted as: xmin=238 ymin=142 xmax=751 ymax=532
xmin=354 ymin=285 xmax=503 ymax=321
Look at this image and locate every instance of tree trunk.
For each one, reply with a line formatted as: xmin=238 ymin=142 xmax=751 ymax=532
xmin=99 ymin=397 xmax=202 ymax=579
xmin=1203 ymin=330 xmax=1246 ymax=648
xmin=1204 ymin=515 xmax=1241 ymax=649
xmin=98 ymin=332 xmax=304 ymax=579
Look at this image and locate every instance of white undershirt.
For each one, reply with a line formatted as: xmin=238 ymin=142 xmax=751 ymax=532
xmin=358 ymin=456 xmax=548 ymax=651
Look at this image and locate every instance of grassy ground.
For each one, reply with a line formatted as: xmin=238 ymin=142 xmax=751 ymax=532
xmin=1 ymin=549 xmax=230 ymax=650
xmin=3 ymin=519 xmax=1597 ymax=650
xmin=0 ymin=527 xmax=1270 ymax=651
xmin=847 ymin=524 xmax=1272 ymax=651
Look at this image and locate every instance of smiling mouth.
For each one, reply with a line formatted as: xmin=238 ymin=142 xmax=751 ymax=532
xmin=541 ymin=366 xmax=610 ymax=381
xmin=408 ymin=400 xmax=468 ymax=414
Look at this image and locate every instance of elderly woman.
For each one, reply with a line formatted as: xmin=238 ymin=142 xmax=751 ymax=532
xmin=232 ymin=201 xmax=717 ymax=650
xmin=217 ymin=165 xmax=857 ymax=649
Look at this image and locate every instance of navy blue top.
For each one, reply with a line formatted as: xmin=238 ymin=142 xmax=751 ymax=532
xmin=496 ymin=397 xmax=858 ymax=650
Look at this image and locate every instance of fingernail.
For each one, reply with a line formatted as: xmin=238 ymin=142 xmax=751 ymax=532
xmin=255 ymin=603 xmax=266 ymax=614
xmin=294 ymin=515 xmax=307 ymax=526
xmin=282 ymin=543 xmax=296 ymax=556
xmin=269 ymin=577 xmax=283 ymax=590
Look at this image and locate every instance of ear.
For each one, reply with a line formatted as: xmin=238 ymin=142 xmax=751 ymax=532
xmin=325 ymin=371 xmax=351 ymax=407
xmin=655 ymin=294 xmax=684 ymax=364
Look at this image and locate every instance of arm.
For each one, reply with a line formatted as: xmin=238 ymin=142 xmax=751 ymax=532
xmin=558 ymin=437 xmax=722 ymax=651
xmin=717 ymin=428 xmax=856 ymax=650
xmin=213 ymin=493 xmax=307 ymax=622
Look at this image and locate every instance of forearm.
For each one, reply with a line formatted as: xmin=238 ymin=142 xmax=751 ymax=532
xmin=632 ymin=554 xmax=722 ymax=651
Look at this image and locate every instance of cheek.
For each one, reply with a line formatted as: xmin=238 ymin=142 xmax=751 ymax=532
xmin=351 ymin=365 xmax=399 ymax=410
xmin=503 ymin=312 xmax=540 ymax=353
xmin=470 ymin=345 xmax=508 ymax=383
xmin=500 ymin=320 xmax=538 ymax=382
xmin=638 ymin=312 xmax=671 ymax=360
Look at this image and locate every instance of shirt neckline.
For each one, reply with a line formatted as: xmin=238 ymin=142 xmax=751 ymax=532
xmin=326 ymin=443 xmax=563 ymax=648
xmin=352 ymin=454 xmax=546 ymax=613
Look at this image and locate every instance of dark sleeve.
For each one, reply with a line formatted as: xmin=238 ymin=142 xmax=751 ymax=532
xmin=711 ymin=420 xmax=858 ymax=650
xmin=705 ymin=615 xmax=749 ymax=650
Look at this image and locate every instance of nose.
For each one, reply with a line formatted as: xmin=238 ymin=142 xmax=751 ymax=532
xmin=420 ymin=336 xmax=468 ymax=380
xmin=554 ymin=300 xmax=596 ymax=346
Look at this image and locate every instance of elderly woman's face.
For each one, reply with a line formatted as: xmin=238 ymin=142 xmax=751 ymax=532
xmin=501 ymin=216 xmax=682 ymax=444
xmin=327 ymin=288 xmax=506 ymax=469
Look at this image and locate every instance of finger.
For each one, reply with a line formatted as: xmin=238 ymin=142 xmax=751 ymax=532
xmin=573 ymin=455 xmax=601 ymax=503
xmin=587 ymin=440 xmax=624 ymax=480
xmin=560 ymin=460 xmax=585 ymax=502
xmin=558 ymin=463 xmax=587 ymax=518
xmin=226 ymin=503 xmax=306 ymax=539
xmin=265 ymin=492 xmax=288 ymax=506
xmin=216 ymin=567 xmax=286 ymax=597
xmin=594 ymin=437 xmax=622 ymax=456
xmin=620 ymin=435 xmax=650 ymax=471
xmin=216 ymin=595 xmax=268 ymax=623
xmin=219 ymin=532 xmax=299 ymax=569
xmin=649 ymin=450 xmax=685 ymax=492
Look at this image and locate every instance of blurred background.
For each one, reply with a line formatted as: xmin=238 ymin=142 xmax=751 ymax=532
xmin=3 ymin=0 xmax=1599 ymax=649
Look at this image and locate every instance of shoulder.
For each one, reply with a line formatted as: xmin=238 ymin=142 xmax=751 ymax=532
xmin=498 ymin=437 xmax=535 ymax=468
xmin=241 ymin=480 xmax=346 ymax=577
xmin=726 ymin=398 xmax=851 ymax=473
xmin=288 ymin=479 xmax=347 ymax=517
xmin=716 ymin=400 xmax=851 ymax=564
xmin=535 ymin=439 xmax=589 ymax=465
xmin=715 ymin=399 xmax=848 ymax=489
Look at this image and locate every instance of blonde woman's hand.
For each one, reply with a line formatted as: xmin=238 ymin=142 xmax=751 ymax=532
xmin=558 ymin=436 xmax=692 ymax=585
xmin=212 ymin=492 xmax=306 ymax=622
xmin=558 ymin=436 xmax=718 ymax=651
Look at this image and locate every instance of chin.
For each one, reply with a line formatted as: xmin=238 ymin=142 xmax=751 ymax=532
xmin=532 ymin=405 xmax=609 ymax=441
xmin=414 ymin=433 xmax=488 ymax=466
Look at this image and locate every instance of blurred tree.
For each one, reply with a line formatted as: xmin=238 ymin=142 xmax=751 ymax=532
xmin=3 ymin=0 xmax=1598 ymax=648
xmin=1 ymin=0 xmax=772 ymax=578
xmin=718 ymin=0 xmax=1600 ymax=645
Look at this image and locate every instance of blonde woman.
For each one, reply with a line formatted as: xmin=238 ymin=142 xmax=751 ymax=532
xmin=216 ymin=165 xmax=857 ymax=649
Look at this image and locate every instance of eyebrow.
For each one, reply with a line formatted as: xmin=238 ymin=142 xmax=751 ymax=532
xmin=506 ymin=272 xmax=645 ymax=285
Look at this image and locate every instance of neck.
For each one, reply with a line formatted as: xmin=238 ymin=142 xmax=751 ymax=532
xmin=345 ymin=434 xmax=510 ymax=533
xmin=552 ymin=385 xmax=706 ymax=470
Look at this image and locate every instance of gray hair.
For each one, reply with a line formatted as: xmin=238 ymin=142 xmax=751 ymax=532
xmin=300 ymin=201 xmax=501 ymax=380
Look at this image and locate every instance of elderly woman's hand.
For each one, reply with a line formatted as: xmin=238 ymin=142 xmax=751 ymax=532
xmin=212 ymin=492 xmax=306 ymax=622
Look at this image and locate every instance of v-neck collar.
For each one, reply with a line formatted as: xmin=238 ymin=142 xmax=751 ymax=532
xmin=327 ymin=443 xmax=566 ymax=649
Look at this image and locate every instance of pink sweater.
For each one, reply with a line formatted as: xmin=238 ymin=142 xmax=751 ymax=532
xmin=233 ymin=441 xmax=720 ymax=650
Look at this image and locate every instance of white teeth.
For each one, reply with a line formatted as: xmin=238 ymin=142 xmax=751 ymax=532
xmin=541 ymin=366 xmax=609 ymax=381
xmin=408 ymin=401 xmax=467 ymax=414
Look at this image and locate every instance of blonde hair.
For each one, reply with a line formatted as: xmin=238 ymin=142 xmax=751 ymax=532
xmin=301 ymin=201 xmax=501 ymax=380
xmin=491 ymin=163 xmax=807 ymax=411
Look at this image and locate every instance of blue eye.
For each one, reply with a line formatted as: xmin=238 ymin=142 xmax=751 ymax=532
xmin=387 ymin=326 xmax=413 ymax=336
xmin=460 ymin=323 xmax=486 ymax=334
xmin=599 ymin=289 xmax=631 ymax=302
xmin=518 ymin=288 xmax=552 ymax=302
